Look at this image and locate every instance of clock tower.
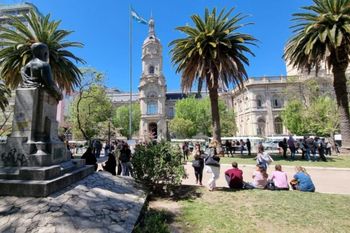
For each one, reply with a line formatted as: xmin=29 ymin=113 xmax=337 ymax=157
xmin=139 ymin=18 xmax=167 ymax=142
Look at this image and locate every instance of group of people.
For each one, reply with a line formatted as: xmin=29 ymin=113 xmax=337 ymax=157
xmin=224 ymin=139 xmax=251 ymax=156
xmin=278 ymin=135 xmax=336 ymax=161
xmin=81 ymin=140 xmax=132 ymax=176
xmin=192 ymin=142 xmax=315 ymax=192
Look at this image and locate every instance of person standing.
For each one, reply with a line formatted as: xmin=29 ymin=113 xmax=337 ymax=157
xmin=192 ymin=144 xmax=204 ymax=185
xmin=239 ymin=139 xmax=245 ymax=155
xmin=246 ymin=138 xmax=251 ymax=156
xmin=182 ymin=142 xmax=189 ymax=161
xmin=205 ymin=140 xmax=220 ymax=191
xmin=318 ymin=138 xmax=327 ymax=162
xmin=224 ymin=162 xmax=244 ymax=189
xmin=281 ymin=138 xmax=288 ymax=159
xmin=119 ymin=143 xmax=132 ymax=176
xmin=287 ymin=135 xmax=296 ymax=160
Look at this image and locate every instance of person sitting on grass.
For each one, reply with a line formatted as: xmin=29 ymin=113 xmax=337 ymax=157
xmin=270 ymin=164 xmax=289 ymax=190
xmin=250 ymin=164 xmax=268 ymax=189
xmin=224 ymin=162 xmax=243 ymax=189
xmin=290 ymin=166 xmax=315 ymax=192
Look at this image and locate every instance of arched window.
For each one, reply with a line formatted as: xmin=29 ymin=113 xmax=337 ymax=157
xmin=257 ymin=118 xmax=266 ymax=136
xmin=274 ymin=117 xmax=283 ymax=135
xmin=149 ymin=65 xmax=155 ymax=74
xmin=147 ymin=101 xmax=157 ymax=115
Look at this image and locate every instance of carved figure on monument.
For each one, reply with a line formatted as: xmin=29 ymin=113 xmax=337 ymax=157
xmin=20 ymin=42 xmax=63 ymax=101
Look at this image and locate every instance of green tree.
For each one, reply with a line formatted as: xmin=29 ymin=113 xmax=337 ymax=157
xmin=282 ymin=99 xmax=309 ymax=135
xmin=284 ymin=0 xmax=350 ymax=149
xmin=0 ymin=10 xmax=84 ymax=92
xmin=69 ymin=69 xmax=112 ymax=140
xmin=170 ymin=8 xmax=256 ymax=145
xmin=169 ymin=117 xmax=196 ymax=138
xmin=112 ymin=103 xmax=140 ymax=138
xmin=169 ymin=97 xmax=236 ymax=137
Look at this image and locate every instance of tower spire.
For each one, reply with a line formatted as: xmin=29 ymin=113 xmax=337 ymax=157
xmin=148 ymin=17 xmax=155 ymax=37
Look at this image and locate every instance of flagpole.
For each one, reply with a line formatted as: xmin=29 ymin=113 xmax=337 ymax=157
xmin=129 ymin=5 xmax=133 ymax=140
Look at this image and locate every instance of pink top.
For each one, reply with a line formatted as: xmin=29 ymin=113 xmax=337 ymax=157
xmin=253 ymin=171 xmax=267 ymax=188
xmin=271 ymin=171 xmax=289 ymax=188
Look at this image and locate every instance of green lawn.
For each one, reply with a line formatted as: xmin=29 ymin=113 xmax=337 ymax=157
xmin=213 ymin=154 xmax=350 ymax=168
xmin=176 ymin=187 xmax=350 ymax=233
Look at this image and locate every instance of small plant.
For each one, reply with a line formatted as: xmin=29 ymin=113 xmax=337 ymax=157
xmin=132 ymin=141 xmax=186 ymax=195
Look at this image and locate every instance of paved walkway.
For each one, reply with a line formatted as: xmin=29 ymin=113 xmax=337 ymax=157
xmin=0 ymin=172 xmax=146 ymax=233
xmin=182 ymin=163 xmax=350 ymax=195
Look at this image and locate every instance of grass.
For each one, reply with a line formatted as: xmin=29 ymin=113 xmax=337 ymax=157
xmin=201 ymin=153 xmax=350 ymax=168
xmin=175 ymin=187 xmax=350 ymax=233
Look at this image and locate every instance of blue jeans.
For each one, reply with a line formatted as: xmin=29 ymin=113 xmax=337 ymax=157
xmin=290 ymin=146 xmax=296 ymax=160
xmin=305 ymin=148 xmax=310 ymax=161
xmin=121 ymin=162 xmax=129 ymax=176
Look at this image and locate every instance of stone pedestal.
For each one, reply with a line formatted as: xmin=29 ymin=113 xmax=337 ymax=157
xmin=0 ymin=88 xmax=94 ymax=197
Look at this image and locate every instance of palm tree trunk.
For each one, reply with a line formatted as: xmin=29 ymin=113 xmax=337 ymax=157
xmin=332 ymin=65 xmax=350 ymax=151
xmin=208 ymin=83 xmax=221 ymax=145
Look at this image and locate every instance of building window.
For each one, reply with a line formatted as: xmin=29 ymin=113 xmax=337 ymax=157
xmin=272 ymin=95 xmax=283 ymax=108
xmin=274 ymin=117 xmax=283 ymax=135
xmin=147 ymin=102 xmax=157 ymax=115
xmin=149 ymin=65 xmax=155 ymax=74
xmin=257 ymin=118 xmax=266 ymax=136
xmin=256 ymin=95 xmax=263 ymax=108
xmin=167 ymin=107 xmax=174 ymax=118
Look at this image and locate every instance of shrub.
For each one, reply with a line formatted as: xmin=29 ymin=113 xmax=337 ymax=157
xmin=132 ymin=141 xmax=186 ymax=194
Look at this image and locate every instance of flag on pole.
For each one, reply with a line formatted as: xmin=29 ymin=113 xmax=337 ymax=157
xmin=131 ymin=7 xmax=148 ymax=24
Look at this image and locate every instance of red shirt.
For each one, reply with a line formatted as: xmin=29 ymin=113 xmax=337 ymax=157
xmin=225 ymin=168 xmax=243 ymax=189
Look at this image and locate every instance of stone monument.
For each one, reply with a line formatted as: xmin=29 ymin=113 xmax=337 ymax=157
xmin=0 ymin=42 xmax=94 ymax=197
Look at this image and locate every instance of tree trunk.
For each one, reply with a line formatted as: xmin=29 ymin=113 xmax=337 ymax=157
xmin=207 ymin=78 xmax=221 ymax=146
xmin=332 ymin=64 xmax=350 ymax=152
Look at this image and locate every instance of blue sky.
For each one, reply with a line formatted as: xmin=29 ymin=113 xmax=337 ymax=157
xmin=3 ymin=0 xmax=312 ymax=92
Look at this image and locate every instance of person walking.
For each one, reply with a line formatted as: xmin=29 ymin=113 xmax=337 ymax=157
xmin=205 ymin=140 xmax=220 ymax=191
xmin=192 ymin=144 xmax=204 ymax=185
xmin=256 ymin=144 xmax=273 ymax=170
xmin=239 ymin=139 xmax=245 ymax=155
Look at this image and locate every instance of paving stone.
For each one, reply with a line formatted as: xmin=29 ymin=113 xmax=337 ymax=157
xmin=0 ymin=172 xmax=147 ymax=233
xmin=108 ymin=224 xmax=125 ymax=233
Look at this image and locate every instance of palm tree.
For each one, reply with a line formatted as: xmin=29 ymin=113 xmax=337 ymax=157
xmin=0 ymin=82 xmax=10 ymax=112
xmin=284 ymin=0 xmax=350 ymax=150
xmin=0 ymin=10 xmax=85 ymax=93
xmin=169 ymin=8 xmax=256 ymax=144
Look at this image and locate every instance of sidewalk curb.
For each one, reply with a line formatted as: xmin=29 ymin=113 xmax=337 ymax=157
xmin=185 ymin=162 xmax=350 ymax=171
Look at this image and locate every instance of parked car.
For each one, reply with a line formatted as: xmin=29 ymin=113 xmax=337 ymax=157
xmin=262 ymin=140 xmax=280 ymax=151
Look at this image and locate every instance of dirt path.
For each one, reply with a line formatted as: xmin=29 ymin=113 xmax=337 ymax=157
xmin=182 ymin=163 xmax=350 ymax=195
